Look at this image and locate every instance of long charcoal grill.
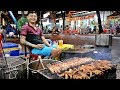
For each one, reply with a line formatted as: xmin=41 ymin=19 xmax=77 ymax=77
xmin=37 ymin=58 xmax=116 ymax=79
xmin=38 ymin=65 xmax=116 ymax=79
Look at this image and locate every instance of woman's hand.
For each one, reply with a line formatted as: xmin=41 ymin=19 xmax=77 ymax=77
xmin=35 ymin=44 xmax=44 ymax=49
xmin=41 ymin=36 xmax=51 ymax=47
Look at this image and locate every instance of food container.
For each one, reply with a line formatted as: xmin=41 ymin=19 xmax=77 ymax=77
xmin=58 ymin=40 xmax=63 ymax=46
xmin=95 ymin=34 xmax=112 ymax=46
xmin=3 ymin=42 xmax=19 ymax=56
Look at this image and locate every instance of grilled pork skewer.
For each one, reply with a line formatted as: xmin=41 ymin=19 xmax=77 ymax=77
xmin=48 ymin=57 xmax=94 ymax=74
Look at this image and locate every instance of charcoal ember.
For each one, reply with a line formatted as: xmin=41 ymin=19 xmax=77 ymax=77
xmin=106 ymin=67 xmax=116 ymax=79
xmin=40 ymin=69 xmax=63 ymax=79
xmin=90 ymin=66 xmax=116 ymax=79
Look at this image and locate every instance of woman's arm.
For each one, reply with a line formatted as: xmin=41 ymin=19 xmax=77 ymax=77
xmin=20 ymin=35 xmax=37 ymax=48
xmin=41 ymin=36 xmax=51 ymax=47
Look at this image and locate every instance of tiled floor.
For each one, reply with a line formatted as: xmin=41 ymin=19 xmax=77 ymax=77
xmin=111 ymin=37 xmax=120 ymax=79
xmin=112 ymin=37 xmax=120 ymax=63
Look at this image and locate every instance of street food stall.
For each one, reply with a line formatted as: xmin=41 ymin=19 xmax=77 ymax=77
xmin=27 ymin=33 xmax=115 ymax=79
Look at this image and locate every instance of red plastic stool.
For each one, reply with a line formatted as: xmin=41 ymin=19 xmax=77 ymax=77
xmin=30 ymin=53 xmax=45 ymax=61
xmin=0 ymin=33 xmax=2 ymax=42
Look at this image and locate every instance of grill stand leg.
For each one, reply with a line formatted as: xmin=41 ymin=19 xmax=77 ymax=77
xmin=26 ymin=58 xmax=29 ymax=79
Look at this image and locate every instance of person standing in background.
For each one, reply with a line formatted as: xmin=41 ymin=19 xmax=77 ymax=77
xmin=65 ymin=25 xmax=69 ymax=30
xmin=0 ymin=26 xmax=6 ymax=42
xmin=92 ymin=26 xmax=96 ymax=34
xmin=69 ymin=24 xmax=72 ymax=30
xmin=116 ymin=24 xmax=120 ymax=35
xmin=45 ymin=26 xmax=49 ymax=34
xmin=51 ymin=26 xmax=60 ymax=35
xmin=78 ymin=27 xmax=82 ymax=34
xmin=58 ymin=25 xmax=63 ymax=34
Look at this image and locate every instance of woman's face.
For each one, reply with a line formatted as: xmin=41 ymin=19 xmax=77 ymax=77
xmin=27 ymin=13 xmax=37 ymax=23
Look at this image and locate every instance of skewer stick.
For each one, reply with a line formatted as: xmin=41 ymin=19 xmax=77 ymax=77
xmin=38 ymin=56 xmax=45 ymax=69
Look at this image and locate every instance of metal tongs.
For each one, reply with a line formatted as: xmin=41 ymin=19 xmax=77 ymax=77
xmin=38 ymin=56 xmax=45 ymax=69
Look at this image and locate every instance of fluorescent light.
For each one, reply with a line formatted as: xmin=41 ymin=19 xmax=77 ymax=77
xmin=56 ymin=11 xmax=61 ymax=14
xmin=24 ymin=11 xmax=28 ymax=14
xmin=43 ymin=12 xmax=50 ymax=18
xmin=18 ymin=11 xmax=28 ymax=14
xmin=18 ymin=11 xmax=22 ymax=14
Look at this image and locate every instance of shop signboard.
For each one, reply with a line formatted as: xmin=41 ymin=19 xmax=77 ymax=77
xmin=66 ymin=14 xmax=95 ymax=21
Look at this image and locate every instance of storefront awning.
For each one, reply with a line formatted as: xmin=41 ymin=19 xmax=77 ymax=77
xmin=107 ymin=11 xmax=120 ymax=17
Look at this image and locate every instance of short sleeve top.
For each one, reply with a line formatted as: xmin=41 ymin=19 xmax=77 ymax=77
xmin=20 ymin=24 xmax=43 ymax=37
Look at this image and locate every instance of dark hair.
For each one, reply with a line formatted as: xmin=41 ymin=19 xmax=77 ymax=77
xmin=2 ymin=26 xmax=6 ymax=29
xmin=26 ymin=11 xmax=37 ymax=16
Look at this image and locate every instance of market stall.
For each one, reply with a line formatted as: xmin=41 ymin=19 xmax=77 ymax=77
xmin=0 ymin=11 xmax=119 ymax=79
xmin=28 ymin=33 xmax=114 ymax=79
xmin=65 ymin=12 xmax=98 ymax=34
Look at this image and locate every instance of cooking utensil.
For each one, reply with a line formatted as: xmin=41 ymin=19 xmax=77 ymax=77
xmin=38 ymin=56 xmax=45 ymax=69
